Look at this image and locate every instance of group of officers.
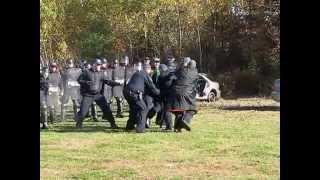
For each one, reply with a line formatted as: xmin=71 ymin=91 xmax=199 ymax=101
xmin=40 ymin=56 xmax=198 ymax=133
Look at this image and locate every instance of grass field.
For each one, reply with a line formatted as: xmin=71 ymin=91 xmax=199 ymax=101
xmin=40 ymin=98 xmax=280 ymax=180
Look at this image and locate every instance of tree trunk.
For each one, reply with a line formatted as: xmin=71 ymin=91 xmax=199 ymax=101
xmin=197 ymin=25 xmax=202 ymax=73
xmin=177 ymin=6 xmax=182 ymax=58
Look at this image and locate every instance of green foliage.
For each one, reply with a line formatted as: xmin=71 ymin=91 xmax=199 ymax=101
xmin=40 ymin=0 xmax=280 ymax=95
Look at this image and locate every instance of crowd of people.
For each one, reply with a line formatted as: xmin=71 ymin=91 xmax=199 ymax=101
xmin=40 ymin=56 xmax=199 ymax=133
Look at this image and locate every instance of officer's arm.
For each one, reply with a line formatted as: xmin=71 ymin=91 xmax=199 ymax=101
xmin=77 ymin=71 xmax=89 ymax=85
xmin=102 ymin=74 xmax=121 ymax=86
xmin=145 ymin=75 xmax=160 ymax=96
xmin=103 ymin=80 xmax=121 ymax=86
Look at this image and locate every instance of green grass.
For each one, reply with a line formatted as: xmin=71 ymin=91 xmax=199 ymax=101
xmin=41 ymin=98 xmax=280 ymax=179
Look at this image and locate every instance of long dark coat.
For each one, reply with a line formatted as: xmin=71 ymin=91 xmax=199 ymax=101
xmin=167 ymin=67 xmax=198 ymax=113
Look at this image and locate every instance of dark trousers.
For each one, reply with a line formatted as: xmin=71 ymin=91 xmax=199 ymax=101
xmin=86 ymin=102 xmax=97 ymax=118
xmin=76 ymin=94 xmax=115 ymax=125
xmin=114 ymin=96 xmax=123 ymax=115
xmin=40 ymin=91 xmax=48 ymax=124
xmin=153 ymin=100 xmax=173 ymax=129
xmin=124 ymin=89 xmax=148 ymax=133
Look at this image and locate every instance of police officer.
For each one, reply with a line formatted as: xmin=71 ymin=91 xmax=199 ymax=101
xmin=121 ymin=56 xmax=134 ymax=87
xmin=76 ymin=59 xmax=121 ymax=129
xmin=40 ymin=66 xmax=49 ymax=129
xmin=47 ymin=62 xmax=62 ymax=123
xmin=165 ymin=56 xmax=177 ymax=71
xmin=123 ymin=63 xmax=160 ymax=133
xmin=81 ymin=60 xmax=98 ymax=121
xmin=61 ymin=59 xmax=82 ymax=121
xmin=101 ymin=58 xmax=113 ymax=108
xmin=112 ymin=59 xmax=125 ymax=118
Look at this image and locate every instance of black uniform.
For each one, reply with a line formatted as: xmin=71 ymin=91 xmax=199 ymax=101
xmin=40 ymin=72 xmax=49 ymax=129
xmin=47 ymin=71 xmax=62 ymax=123
xmin=112 ymin=66 xmax=125 ymax=117
xmin=76 ymin=68 xmax=121 ymax=128
xmin=61 ymin=67 xmax=82 ymax=121
xmin=123 ymin=70 xmax=160 ymax=133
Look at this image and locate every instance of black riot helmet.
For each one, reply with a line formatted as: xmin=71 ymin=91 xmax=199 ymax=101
xmin=66 ymin=58 xmax=74 ymax=68
xmin=102 ymin=58 xmax=107 ymax=64
xmin=49 ymin=62 xmax=58 ymax=72
xmin=94 ymin=58 xmax=102 ymax=65
xmin=120 ymin=56 xmax=129 ymax=66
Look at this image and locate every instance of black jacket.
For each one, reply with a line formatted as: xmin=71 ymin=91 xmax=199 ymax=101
xmin=78 ymin=69 xmax=120 ymax=96
xmin=167 ymin=67 xmax=198 ymax=112
xmin=126 ymin=70 xmax=160 ymax=97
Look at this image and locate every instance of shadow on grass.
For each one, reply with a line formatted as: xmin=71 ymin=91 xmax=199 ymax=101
xmin=45 ymin=124 xmax=172 ymax=133
xmin=220 ymin=105 xmax=280 ymax=111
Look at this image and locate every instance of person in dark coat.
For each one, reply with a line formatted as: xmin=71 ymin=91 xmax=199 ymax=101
xmin=167 ymin=57 xmax=198 ymax=132
xmin=155 ymin=64 xmax=174 ymax=130
xmin=75 ymin=59 xmax=121 ymax=129
xmin=123 ymin=63 xmax=160 ymax=133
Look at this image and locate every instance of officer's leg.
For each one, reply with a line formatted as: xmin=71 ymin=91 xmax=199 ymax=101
xmin=123 ymin=91 xmax=136 ymax=130
xmin=115 ymin=97 xmax=124 ymax=118
xmin=49 ymin=106 xmax=55 ymax=123
xmin=40 ymin=104 xmax=48 ymax=129
xmin=72 ymin=99 xmax=78 ymax=120
xmin=135 ymin=99 xmax=148 ymax=133
xmin=60 ymin=94 xmax=68 ymax=122
xmin=181 ymin=111 xmax=195 ymax=131
xmin=95 ymin=95 xmax=118 ymax=129
xmin=126 ymin=102 xmax=136 ymax=130
xmin=91 ymin=102 xmax=98 ymax=121
xmin=75 ymin=96 xmax=93 ymax=128
xmin=148 ymin=101 xmax=161 ymax=119
xmin=85 ymin=106 xmax=91 ymax=118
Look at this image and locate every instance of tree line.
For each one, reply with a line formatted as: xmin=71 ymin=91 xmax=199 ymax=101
xmin=40 ymin=0 xmax=280 ymax=97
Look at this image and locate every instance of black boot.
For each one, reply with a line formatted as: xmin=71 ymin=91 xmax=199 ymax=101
xmin=76 ymin=120 xmax=83 ymax=129
xmin=110 ymin=122 xmax=119 ymax=129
